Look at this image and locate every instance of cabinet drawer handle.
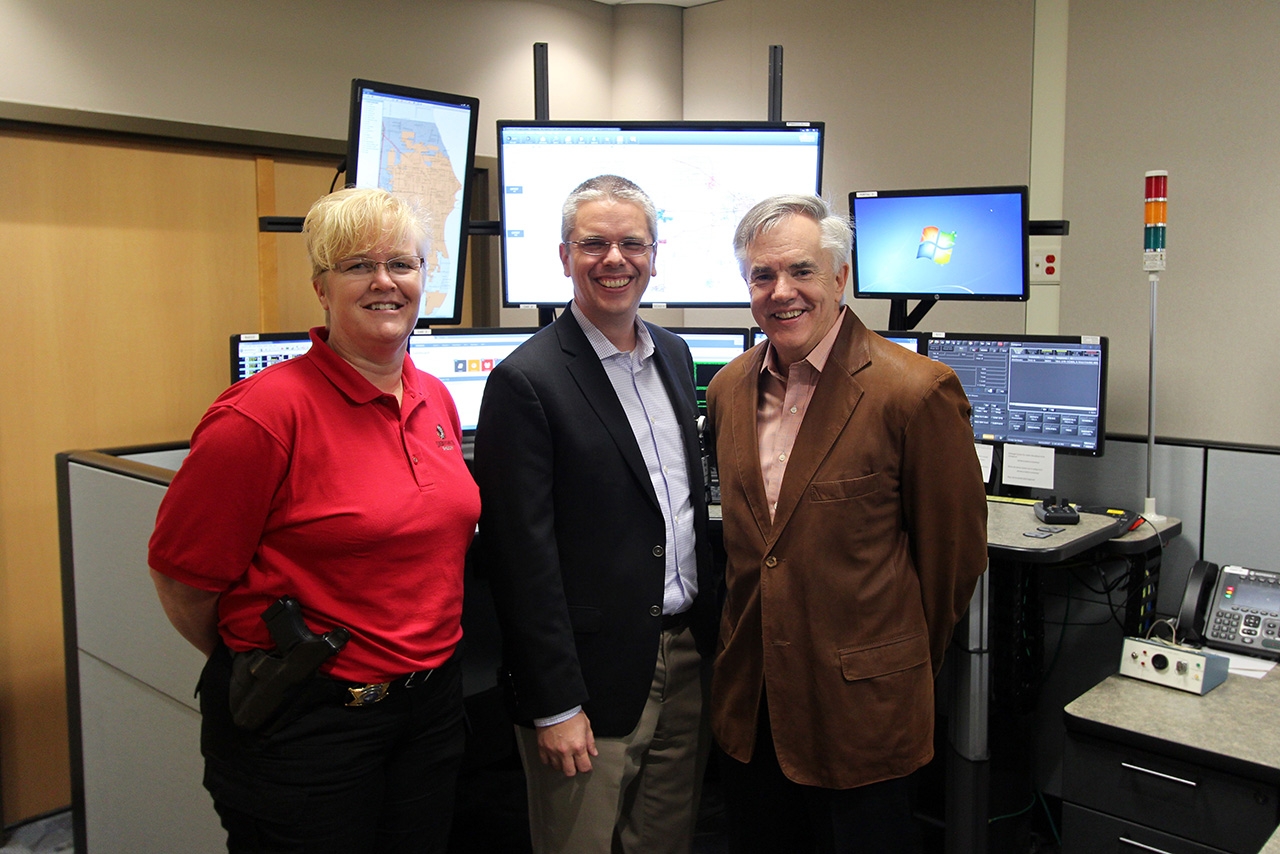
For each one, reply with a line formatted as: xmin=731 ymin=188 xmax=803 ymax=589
xmin=1120 ymin=761 xmax=1197 ymax=788
xmin=1119 ymin=837 xmax=1176 ymax=854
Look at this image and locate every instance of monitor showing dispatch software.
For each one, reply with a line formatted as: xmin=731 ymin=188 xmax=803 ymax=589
xmin=498 ymin=121 xmax=824 ymax=308
xmin=407 ymin=328 xmax=537 ymax=431
xmin=673 ymin=329 xmax=751 ymax=415
xmin=924 ymin=333 xmax=1108 ymax=456
xmin=230 ymin=332 xmax=312 ymax=383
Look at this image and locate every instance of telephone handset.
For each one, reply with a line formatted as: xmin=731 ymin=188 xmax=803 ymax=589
xmin=1178 ymin=560 xmax=1280 ymax=660
xmin=1177 ymin=560 xmax=1219 ymax=644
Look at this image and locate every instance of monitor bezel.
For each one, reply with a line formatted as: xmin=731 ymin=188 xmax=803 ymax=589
xmin=345 ymin=78 xmax=481 ymax=327
xmin=923 ymin=331 xmax=1109 ymax=458
xmin=849 ymin=185 xmax=1031 ymax=303
xmin=497 ymin=119 xmax=826 ymax=309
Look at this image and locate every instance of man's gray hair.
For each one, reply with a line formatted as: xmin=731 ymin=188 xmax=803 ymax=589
xmin=733 ymin=194 xmax=852 ymax=279
xmin=561 ymin=175 xmax=658 ymax=243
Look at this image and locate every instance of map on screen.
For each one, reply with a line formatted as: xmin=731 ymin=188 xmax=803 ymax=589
xmin=348 ymin=81 xmax=479 ymax=324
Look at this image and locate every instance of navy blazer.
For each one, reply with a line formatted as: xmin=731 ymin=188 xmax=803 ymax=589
xmin=473 ymin=308 xmax=716 ymax=737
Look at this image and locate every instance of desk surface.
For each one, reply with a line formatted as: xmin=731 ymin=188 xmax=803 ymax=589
xmin=1066 ymin=671 xmax=1280 ymax=853
xmin=986 ymin=499 xmax=1180 ymax=563
xmin=711 ymin=499 xmax=1181 ymax=562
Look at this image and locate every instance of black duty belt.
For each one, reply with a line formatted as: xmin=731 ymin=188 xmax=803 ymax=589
xmin=336 ymin=668 xmax=433 ymax=707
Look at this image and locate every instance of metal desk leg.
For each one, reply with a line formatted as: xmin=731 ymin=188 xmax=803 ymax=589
xmin=947 ymin=570 xmax=990 ymax=854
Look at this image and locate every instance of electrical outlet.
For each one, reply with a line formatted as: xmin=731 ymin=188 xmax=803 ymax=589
xmin=1029 ymin=237 xmax=1061 ymax=284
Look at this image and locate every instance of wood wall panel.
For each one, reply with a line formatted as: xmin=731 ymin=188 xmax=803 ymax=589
xmin=270 ymin=157 xmax=338 ymax=333
xmin=0 ymin=129 xmax=259 ymax=820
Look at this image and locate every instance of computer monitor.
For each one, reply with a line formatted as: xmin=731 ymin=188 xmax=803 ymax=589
xmin=849 ymin=186 xmax=1030 ymax=302
xmin=751 ymin=327 xmax=922 ymax=354
xmin=672 ymin=329 xmax=751 ymax=415
xmin=230 ymin=332 xmax=312 ymax=383
xmin=406 ymin=327 xmax=538 ymax=432
xmin=924 ymin=333 xmax=1108 ymax=456
xmin=346 ymin=79 xmax=481 ymax=326
xmin=497 ymin=121 xmax=825 ymax=308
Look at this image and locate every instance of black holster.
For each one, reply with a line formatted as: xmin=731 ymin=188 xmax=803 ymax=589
xmin=227 ymin=596 xmax=350 ymax=732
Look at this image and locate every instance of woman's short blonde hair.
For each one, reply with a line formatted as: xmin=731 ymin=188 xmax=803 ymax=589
xmin=303 ymin=187 xmax=429 ymax=279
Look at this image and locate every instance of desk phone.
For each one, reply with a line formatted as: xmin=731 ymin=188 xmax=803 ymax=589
xmin=1179 ymin=561 xmax=1280 ymax=659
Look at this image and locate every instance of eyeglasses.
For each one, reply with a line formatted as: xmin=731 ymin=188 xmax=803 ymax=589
xmin=332 ymin=255 xmax=424 ymax=279
xmin=565 ymin=239 xmax=656 ymax=257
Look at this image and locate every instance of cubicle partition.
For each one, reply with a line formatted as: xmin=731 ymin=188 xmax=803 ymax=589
xmin=55 ymin=445 xmax=221 ymax=854
xmin=56 ymin=442 xmax=511 ymax=853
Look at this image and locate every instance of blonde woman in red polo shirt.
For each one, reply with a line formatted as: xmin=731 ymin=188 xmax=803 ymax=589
xmin=149 ymin=188 xmax=480 ymax=854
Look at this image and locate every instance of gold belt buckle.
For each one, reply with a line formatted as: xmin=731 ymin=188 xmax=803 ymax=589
xmin=346 ymin=681 xmax=390 ymax=707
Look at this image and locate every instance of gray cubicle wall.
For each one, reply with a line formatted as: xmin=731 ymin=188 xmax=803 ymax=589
xmin=56 ymin=446 xmax=223 ymax=854
xmin=1057 ymin=436 xmax=1280 ymax=612
xmin=56 ymin=443 xmax=509 ymax=853
xmin=1203 ymin=446 xmax=1280 ymax=570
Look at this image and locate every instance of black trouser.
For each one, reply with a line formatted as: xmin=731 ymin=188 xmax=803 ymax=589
xmin=199 ymin=644 xmax=466 ymax=854
xmin=718 ymin=700 xmax=922 ymax=854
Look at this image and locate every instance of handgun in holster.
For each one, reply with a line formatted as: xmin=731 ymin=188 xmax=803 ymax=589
xmin=228 ymin=596 xmax=350 ymax=732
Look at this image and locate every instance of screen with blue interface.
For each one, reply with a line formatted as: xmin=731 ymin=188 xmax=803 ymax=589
xmin=924 ymin=333 xmax=1107 ymax=456
xmin=407 ymin=328 xmax=537 ymax=431
xmin=850 ymin=186 xmax=1029 ymax=301
xmin=498 ymin=121 xmax=824 ymax=308
xmin=231 ymin=332 xmax=312 ymax=383
xmin=347 ymin=79 xmax=480 ymax=325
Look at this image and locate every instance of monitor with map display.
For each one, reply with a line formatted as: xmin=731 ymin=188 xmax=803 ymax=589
xmin=346 ymin=79 xmax=480 ymax=325
xmin=497 ymin=121 xmax=825 ymax=308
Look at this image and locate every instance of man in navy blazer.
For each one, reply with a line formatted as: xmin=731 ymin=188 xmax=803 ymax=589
xmin=474 ymin=175 xmax=716 ymax=854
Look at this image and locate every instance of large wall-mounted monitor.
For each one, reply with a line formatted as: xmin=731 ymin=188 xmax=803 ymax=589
xmin=924 ymin=333 xmax=1108 ymax=456
xmin=407 ymin=327 xmax=538 ymax=432
xmin=230 ymin=332 xmax=312 ymax=383
xmin=346 ymin=79 xmax=481 ymax=326
xmin=498 ymin=121 xmax=825 ymax=309
xmin=672 ymin=329 xmax=751 ymax=415
xmin=849 ymin=186 xmax=1030 ymax=302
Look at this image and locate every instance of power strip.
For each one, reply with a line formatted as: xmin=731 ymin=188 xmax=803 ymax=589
xmin=1119 ymin=637 xmax=1229 ymax=695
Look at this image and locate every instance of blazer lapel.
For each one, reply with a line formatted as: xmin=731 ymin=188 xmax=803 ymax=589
xmin=767 ymin=312 xmax=869 ymax=540
xmin=557 ymin=312 xmax=661 ymax=511
xmin=725 ymin=346 xmax=775 ymax=541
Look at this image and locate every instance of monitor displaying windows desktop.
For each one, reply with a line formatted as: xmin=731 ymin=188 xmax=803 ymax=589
xmin=498 ymin=121 xmax=825 ymax=308
xmin=924 ymin=333 xmax=1108 ymax=456
xmin=673 ymin=329 xmax=751 ymax=415
xmin=346 ymin=79 xmax=481 ymax=325
xmin=849 ymin=186 xmax=1029 ymax=302
xmin=406 ymin=328 xmax=537 ymax=432
xmin=230 ymin=332 xmax=312 ymax=383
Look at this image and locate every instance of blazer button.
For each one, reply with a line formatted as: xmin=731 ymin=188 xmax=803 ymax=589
xmin=649 ymin=605 xmax=662 ymax=617
xmin=764 ymin=556 xmax=778 ymax=568
xmin=652 ymin=545 xmax=664 ymax=557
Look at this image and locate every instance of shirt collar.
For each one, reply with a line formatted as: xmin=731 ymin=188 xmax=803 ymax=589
xmin=570 ymin=301 xmax=654 ymax=363
xmin=760 ymin=305 xmax=848 ymax=378
xmin=306 ymin=326 xmax=418 ymax=405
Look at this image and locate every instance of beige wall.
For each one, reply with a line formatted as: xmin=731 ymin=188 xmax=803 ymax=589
xmin=681 ymin=0 xmax=1036 ymax=333
xmin=1061 ymin=0 xmax=1280 ymax=445
xmin=0 ymin=0 xmax=616 ymax=158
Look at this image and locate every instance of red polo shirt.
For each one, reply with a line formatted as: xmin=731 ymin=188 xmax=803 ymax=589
xmin=149 ymin=328 xmax=480 ymax=682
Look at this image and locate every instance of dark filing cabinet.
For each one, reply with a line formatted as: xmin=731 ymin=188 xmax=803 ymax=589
xmin=1063 ymin=674 xmax=1280 ymax=854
